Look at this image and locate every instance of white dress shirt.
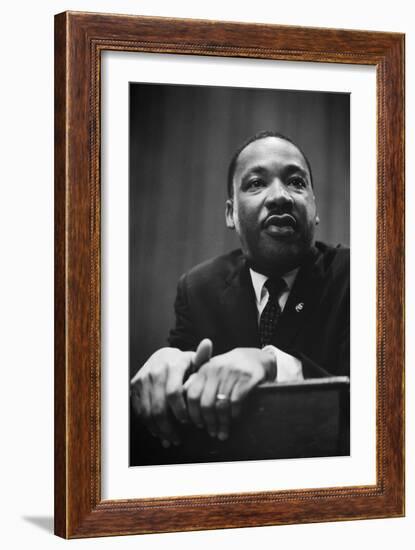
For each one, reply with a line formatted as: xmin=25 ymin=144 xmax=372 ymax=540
xmin=249 ymin=268 xmax=304 ymax=383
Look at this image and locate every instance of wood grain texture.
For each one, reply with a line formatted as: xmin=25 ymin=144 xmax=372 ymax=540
xmin=54 ymin=11 xmax=67 ymax=538
xmin=54 ymin=11 xmax=405 ymax=538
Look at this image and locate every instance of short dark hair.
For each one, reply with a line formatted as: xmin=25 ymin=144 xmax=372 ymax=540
xmin=227 ymin=130 xmax=314 ymax=198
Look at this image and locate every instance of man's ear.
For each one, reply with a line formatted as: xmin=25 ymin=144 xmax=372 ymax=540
xmin=225 ymin=199 xmax=235 ymax=229
xmin=315 ymin=214 xmax=320 ymax=226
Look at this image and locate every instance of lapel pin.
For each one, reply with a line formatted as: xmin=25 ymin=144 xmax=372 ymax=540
xmin=295 ymin=302 xmax=304 ymax=312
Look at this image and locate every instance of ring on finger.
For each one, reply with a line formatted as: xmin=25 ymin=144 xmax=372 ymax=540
xmin=215 ymin=393 xmax=230 ymax=408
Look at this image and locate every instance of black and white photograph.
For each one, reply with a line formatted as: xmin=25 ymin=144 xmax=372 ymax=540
xmin=1 ymin=0 xmax=410 ymax=545
xmin=129 ymin=82 xmax=350 ymax=466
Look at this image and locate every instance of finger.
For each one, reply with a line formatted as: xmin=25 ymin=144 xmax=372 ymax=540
xmin=136 ymin=378 xmax=151 ymax=418
xmin=199 ymin=370 xmax=220 ymax=438
xmin=193 ymin=338 xmax=213 ymax=370
xmin=166 ymin=361 xmax=189 ymax=424
xmin=215 ymin=375 xmax=238 ymax=441
xmin=131 ymin=378 xmax=158 ymax=438
xmin=130 ymin=382 xmax=142 ymax=417
xmin=186 ymin=373 xmax=206 ymax=428
xmin=150 ymin=371 xmax=181 ymax=446
xmin=230 ymin=377 xmax=255 ymax=420
xmin=183 ymin=372 xmax=197 ymax=391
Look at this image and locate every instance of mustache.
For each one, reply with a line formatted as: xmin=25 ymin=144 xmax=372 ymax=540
xmin=262 ymin=210 xmax=297 ymax=229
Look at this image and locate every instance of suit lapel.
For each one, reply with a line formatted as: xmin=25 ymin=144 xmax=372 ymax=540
xmin=218 ymin=246 xmax=325 ymax=351
xmin=273 ymin=246 xmax=325 ymax=348
xmin=220 ymin=257 xmax=260 ymax=349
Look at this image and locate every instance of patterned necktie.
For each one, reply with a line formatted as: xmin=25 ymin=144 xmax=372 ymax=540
xmin=259 ymin=278 xmax=287 ymax=347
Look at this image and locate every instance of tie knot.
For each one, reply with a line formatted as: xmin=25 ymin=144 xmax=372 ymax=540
xmin=264 ymin=278 xmax=286 ymax=301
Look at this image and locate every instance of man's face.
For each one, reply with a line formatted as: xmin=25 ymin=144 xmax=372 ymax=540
xmin=226 ymin=137 xmax=318 ymax=275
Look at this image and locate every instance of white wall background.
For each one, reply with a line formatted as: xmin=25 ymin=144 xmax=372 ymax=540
xmin=0 ymin=1 xmax=412 ymax=547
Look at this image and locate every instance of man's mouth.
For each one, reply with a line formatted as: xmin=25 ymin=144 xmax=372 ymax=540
xmin=263 ymin=213 xmax=297 ymax=236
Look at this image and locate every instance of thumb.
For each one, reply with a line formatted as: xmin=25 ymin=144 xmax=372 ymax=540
xmin=193 ymin=338 xmax=213 ymax=370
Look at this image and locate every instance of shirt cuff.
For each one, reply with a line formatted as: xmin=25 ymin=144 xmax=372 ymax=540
xmin=263 ymin=345 xmax=304 ymax=383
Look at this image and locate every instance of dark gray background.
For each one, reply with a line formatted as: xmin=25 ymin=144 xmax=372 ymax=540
xmin=129 ymin=83 xmax=350 ymax=374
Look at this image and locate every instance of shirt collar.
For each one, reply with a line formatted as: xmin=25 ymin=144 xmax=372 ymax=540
xmin=249 ymin=266 xmax=299 ymax=305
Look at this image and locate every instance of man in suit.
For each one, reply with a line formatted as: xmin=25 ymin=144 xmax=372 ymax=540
xmin=130 ymin=131 xmax=349 ymax=448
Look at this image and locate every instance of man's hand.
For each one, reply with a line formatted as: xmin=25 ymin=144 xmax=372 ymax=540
xmin=130 ymin=339 xmax=212 ymax=447
xmin=184 ymin=348 xmax=275 ymax=442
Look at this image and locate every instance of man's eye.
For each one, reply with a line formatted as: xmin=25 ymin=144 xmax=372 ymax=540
xmin=288 ymin=177 xmax=306 ymax=189
xmin=247 ymin=179 xmax=265 ymax=189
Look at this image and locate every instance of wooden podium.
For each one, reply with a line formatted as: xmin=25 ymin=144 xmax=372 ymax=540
xmin=130 ymin=376 xmax=350 ymax=466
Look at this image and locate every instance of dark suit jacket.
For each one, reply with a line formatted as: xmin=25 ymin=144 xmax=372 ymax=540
xmin=168 ymin=241 xmax=349 ymax=378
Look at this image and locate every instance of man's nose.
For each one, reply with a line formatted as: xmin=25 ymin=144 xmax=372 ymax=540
xmin=264 ymin=179 xmax=293 ymax=207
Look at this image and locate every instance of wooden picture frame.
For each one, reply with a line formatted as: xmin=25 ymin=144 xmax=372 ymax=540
xmin=54 ymin=11 xmax=405 ymax=538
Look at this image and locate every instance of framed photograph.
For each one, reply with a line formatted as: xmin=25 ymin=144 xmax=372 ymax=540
xmin=54 ymin=11 xmax=404 ymax=538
